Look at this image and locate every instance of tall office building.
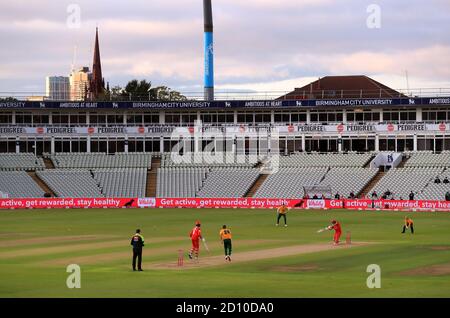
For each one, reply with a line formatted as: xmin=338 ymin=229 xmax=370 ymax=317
xmin=46 ymin=76 xmax=70 ymax=100
xmin=70 ymin=67 xmax=91 ymax=101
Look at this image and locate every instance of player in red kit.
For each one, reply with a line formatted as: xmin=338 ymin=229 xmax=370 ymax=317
xmin=327 ymin=219 xmax=342 ymax=245
xmin=189 ymin=220 xmax=203 ymax=259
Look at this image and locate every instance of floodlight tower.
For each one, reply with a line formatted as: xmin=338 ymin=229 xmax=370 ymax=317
xmin=203 ymin=0 xmax=214 ymax=101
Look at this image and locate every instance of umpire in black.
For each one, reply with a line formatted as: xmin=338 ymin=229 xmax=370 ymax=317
xmin=130 ymin=229 xmax=144 ymax=271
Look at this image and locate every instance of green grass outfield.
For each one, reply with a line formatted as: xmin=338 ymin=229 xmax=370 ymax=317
xmin=1 ymin=208 xmax=450 ymax=298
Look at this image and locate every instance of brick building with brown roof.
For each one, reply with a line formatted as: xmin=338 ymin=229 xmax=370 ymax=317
xmin=278 ymin=75 xmax=407 ymax=100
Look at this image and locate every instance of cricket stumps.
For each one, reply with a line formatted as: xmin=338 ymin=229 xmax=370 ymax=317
xmin=178 ymin=249 xmax=184 ymax=266
xmin=346 ymin=231 xmax=352 ymax=245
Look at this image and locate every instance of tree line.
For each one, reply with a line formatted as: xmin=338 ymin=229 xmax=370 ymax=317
xmin=100 ymin=79 xmax=187 ymax=101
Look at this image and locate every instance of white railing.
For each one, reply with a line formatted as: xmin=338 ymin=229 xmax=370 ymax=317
xmin=2 ymin=88 xmax=450 ymax=101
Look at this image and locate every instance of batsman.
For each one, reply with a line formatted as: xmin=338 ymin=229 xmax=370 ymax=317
xmin=329 ymin=220 xmax=342 ymax=245
xmin=318 ymin=219 xmax=342 ymax=245
xmin=189 ymin=220 xmax=205 ymax=260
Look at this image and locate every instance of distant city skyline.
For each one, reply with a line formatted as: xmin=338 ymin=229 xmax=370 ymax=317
xmin=0 ymin=0 xmax=449 ymax=94
xmin=45 ymin=28 xmax=103 ymax=101
xmin=69 ymin=66 xmax=90 ymax=101
xmin=46 ymin=76 xmax=70 ymax=100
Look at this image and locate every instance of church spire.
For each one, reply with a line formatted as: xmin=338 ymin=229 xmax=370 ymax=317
xmin=90 ymin=27 xmax=104 ymax=99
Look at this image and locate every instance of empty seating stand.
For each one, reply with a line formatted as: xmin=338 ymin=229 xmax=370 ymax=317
xmin=160 ymin=153 xmax=255 ymax=168
xmin=155 ymin=152 xmax=377 ymax=199
xmin=254 ymin=167 xmax=328 ymax=198
xmin=418 ymin=170 xmax=450 ymax=200
xmin=404 ymin=151 xmax=450 ymax=168
xmin=5 ymin=151 xmax=450 ymax=200
xmin=94 ymin=168 xmax=147 ymax=198
xmin=0 ymin=153 xmax=45 ymax=171
xmin=197 ymin=168 xmax=260 ymax=198
xmin=48 ymin=153 xmax=152 ymax=169
xmin=369 ymin=152 xmax=450 ymax=200
xmin=319 ymin=167 xmax=378 ymax=198
xmin=37 ymin=170 xmax=103 ymax=198
xmin=253 ymin=153 xmax=375 ymax=198
xmin=0 ymin=171 xmax=45 ymax=198
xmin=278 ymin=152 xmax=373 ymax=168
xmin=371 ymin=167 xmax=442 ymax=200
xmin=156 ymin=168 xmax=208 ymax=198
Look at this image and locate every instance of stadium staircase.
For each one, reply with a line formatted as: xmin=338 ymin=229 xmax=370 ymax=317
xmin=357 ymin=168 xmax=386 ymax=198
xmin=362 ymin=154 xmax=377 ymax=168
xmin=395 ymin=155 xmax=409 ymax=168
xmin=358 ymin=154 xmax=410 ymax=197
xmin=43 ymin=158 xmax=55 ymax=169
xmin=244 ymin=174 xmax=268 ymax=197
xmin=27 ymin=171 xmax=56 ymax=197
xmin=146 ymin=158 xmax=161 ymax=197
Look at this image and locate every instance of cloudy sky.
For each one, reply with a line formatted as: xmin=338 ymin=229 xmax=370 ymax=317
xmin=0 ymin=0 xmax=449 ymax=95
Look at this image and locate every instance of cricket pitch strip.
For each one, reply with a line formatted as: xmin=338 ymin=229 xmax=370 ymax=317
xmin=147 ymin=242 xmax=373 ymax=270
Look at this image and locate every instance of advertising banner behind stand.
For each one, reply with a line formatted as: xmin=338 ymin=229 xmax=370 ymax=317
xmin=2 ymin=97 xmax=450 ymax=110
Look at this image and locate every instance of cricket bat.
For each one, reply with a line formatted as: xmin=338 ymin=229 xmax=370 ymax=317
xmin=202 ymin=238 xmax=210 ymax=252
xmin=317 ymin=226 xmax=330 ymax=233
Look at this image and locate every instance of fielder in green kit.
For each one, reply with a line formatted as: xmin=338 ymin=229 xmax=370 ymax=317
xmin=220 ymin=225 xmax=232 ymax=262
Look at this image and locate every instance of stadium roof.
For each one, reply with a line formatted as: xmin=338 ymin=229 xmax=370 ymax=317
xmin=278 ymin=75 xmax=407 ymax=100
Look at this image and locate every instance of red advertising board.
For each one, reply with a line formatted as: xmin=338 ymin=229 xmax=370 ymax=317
xmin=0 ymin=198 xmax=138 ymax=209
xmin=1 ymin=197 xmax=450 ymax=212
xmin=154 ymin=198 xmax=297 ymax=209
